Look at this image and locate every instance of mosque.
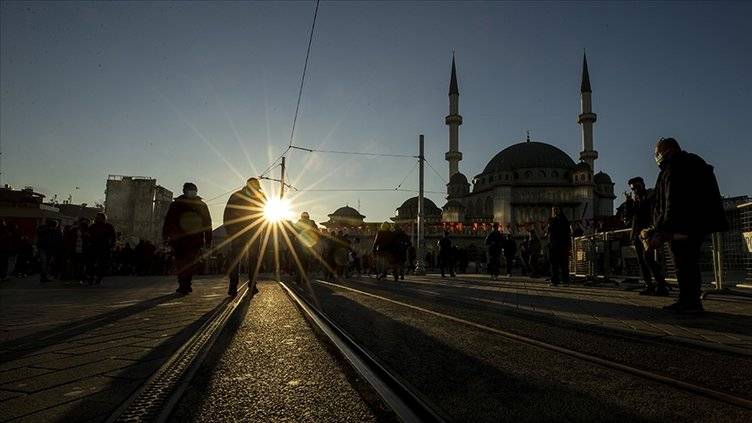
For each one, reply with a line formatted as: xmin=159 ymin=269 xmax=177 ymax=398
xmin=324 ymin=53 xmax=615 ymax=235
xmin=393 ymin=53 xmax=615 ymax=232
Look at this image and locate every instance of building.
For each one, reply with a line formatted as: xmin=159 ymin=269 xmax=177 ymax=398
xmin=396 ymin=53 xmax=615 ymax=234
xmin=0 ymin=186 xmax=66 ymax=239
xmin=104 ymin=175 xmax=173 ymax=244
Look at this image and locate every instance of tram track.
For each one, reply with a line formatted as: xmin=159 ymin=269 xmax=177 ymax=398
xmin=304 ymin=277 xmax=752 ymax=420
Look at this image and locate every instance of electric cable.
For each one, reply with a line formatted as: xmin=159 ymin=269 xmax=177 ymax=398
xmin=290 ymin=145 xmax=417 ymax=158
xmin=424 ymin=159 xmax=448 ymax=184
xmin=289 ymin=0 xmax=320 ymax=148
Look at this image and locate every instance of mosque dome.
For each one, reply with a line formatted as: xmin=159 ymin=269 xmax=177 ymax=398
xmin=449 ymin=172 xmax=469 ymax=185
xmin=593 ymin=171 xmax=613 ymax=185
xmin=481 ymin=142 xmax=576 ymax=174
xmin=328 ymin=205 xmax=365 ymax=219
xmin=396 ymin=196 xmax=442 ymax=219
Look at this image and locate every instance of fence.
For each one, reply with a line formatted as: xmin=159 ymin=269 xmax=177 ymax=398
xmin=570 ymin=202 xmax=752 ymax=289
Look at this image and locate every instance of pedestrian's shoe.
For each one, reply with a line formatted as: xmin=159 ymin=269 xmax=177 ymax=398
xmin=227 ymin=289 xmax=238 ymax=298
xmin=176 ymin=286 xmax=190 ymax=295
xmin=549 ymin=282 xmax=560 ymax=287
xmin=662 ymin=302 xmax=704 ymax=314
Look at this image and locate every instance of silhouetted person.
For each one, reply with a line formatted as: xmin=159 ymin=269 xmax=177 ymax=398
xmin=87 ymin=212 xmax=116 ymax=285
xmin=373 ymin=223 xmax=396 ymax=280
xmin=624 ymin=176 xmax=668 ymax=296
xmin=526 ymin=230 xmax=542 ymax=277
xmin=502 ymin=234 xmax=517 ymax=276
xmin=485 ymin=223 xmax=503 ymax=280
xmin=223 ymin=178 xmax=266 ymax=297
xmin=438 ymin=231 xmax=455 ymax=277
xmin=163 ymin=182 xmax=212 ymax=294
xmin=0 ymin=219 xmax=11 ymax=281
xmin=37 ymin=219 xmax=62 ymax=282
xmin=546 ymin=207 xmax=571 ymax=286
xmin=646 ymin=137 xmax=727 ymax=313
xmin=394 ymin=227 xmax=410 ymax=280
xmin=293 ymin=211 xmax=319 ymax=284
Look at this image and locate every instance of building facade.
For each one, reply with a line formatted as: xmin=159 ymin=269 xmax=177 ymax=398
xmin=104 ymin=175 xmax=173 ymax=244
xmin=437 ymin=53 xmax=614 ymax=232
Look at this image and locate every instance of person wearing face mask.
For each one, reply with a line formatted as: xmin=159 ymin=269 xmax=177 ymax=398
xmin=624 ymin=176 xmax=668 ymax=296
xmin=224 ymin=177 xmax=267 ymax=297
xmin=644 ymin=137 xmax=727 ymax=313
xmin=162 ymin=182 xmax=213 ymax=294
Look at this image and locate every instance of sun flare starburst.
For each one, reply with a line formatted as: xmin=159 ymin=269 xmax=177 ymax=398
xmin=263 ymin=197 xmax=293 ymax=223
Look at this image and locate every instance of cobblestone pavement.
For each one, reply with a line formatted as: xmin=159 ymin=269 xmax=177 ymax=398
xmin=0 ymin=275 xmax=229 ymax=422
xmin=169 ymin=281 xmax=381 ymax=422
xmin=410 ymin=274 xmax=752 ymax=355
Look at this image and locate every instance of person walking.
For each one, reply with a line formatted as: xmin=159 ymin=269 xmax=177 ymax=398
xmin=527 ymin=230 xmax=542 ymax=277
xmin=394 ymin=227 xmax=410 ymax=280
xmin=438 ymin=231 xmax=455 ymax=278
xmin=293 ymin=211 xmax=319 ymax=284
xmin=485 ymin=223 xmax=503 ymax=280
xmin=624 ymin=176 xmax=668 ymax=296
xmin=223 ymin=178 xmax=266 ymax=297
xmin=546 ymin=207 xmax=571 ymax=286
xmin=645 ymin=137 xmax=727 ymax=313
xmin=163 ymin=182 xmax=213 ymax=294
xmin=0 ymin=219 xmax=11 ymax=281
xmin=86 ymin=212 xmax=116 ymax=285
xmin=502 ymin=234 xmax=517 ymax=276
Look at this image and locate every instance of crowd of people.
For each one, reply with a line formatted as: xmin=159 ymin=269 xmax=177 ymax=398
xmin=1 ymin=138 xmax=727 ymax=314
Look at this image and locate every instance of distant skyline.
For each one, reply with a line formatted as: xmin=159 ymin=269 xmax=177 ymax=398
xmin=1 ymin=1 xmax=750 ymax=226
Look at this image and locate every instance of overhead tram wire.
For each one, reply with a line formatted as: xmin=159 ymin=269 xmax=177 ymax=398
xmin=288 ymin=0 xmax=320 ymax=149
xmin=424 ymin=158 xmax=448 ymax=184
xmin=297 ymin=188 xmax=444 ymax=194
xmin=290 ymin=145 xmax=418 ymax=159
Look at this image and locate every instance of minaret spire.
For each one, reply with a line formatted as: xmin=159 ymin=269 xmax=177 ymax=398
xmin=445 ymin=52 xmax=463 ymax=180
xmin=578 ymin=51 xmax=598 ymax=171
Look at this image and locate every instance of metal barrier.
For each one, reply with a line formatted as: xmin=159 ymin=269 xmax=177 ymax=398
xmin=570 ymin=202 xmax=752 ymax=291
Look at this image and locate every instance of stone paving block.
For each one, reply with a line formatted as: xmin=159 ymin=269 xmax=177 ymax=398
xmin=0 ymin=376 xmax=119 ymax=421
xmin=0 ymin=389 xmax=23 ymax=402
xmin=1 ymin=359 xmax=133 ymax=393
xmin=69 ymin=329 xmax=149 ymax=345
xmin=8 ymin=397 xmax=113 ymax=423
xmin=106 ymin=358 xmax=166 ymax=380
xmin=0 ymin=367 xmax=53 ymax=384
xmin=31 ymin=346 xmax=146 ymax=370
xmin=0 ymin=352 xmax=70 ymax=372
xmin=56 ymin=337 xmax=139 ymax=355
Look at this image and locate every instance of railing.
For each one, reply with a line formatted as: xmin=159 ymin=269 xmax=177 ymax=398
xmin=570 ymin=203 xmax=752 ymax=290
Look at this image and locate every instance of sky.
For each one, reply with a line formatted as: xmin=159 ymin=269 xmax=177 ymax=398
xmin=1 ymin=1 xmax=750 ymax=227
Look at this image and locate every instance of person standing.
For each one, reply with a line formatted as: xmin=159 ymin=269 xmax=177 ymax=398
xmin=293 ymin=211 xmax=319 ymax=284
xmin=223 ymin=178 xmax=266 ymax=297
xmin=624 ymin=176 xmax=668 ymax=296
xmin=87 ymin=212 xmax=116 ymax=285
xmin=394 ymin=227 xmax=410 ymax=280
xmin=502 ymin=234 xmax=517 ymax=276
xmin=163 ymin=182 xmax=213 ymax=294
xmin=646 ymin=137 xmax=727 ymax=313
xmin=546 ymin=207 xmax=571 ymax=286
xmin=527 ymin=230 xmax=542 ymax=277
xmin=37 ymin=219 xmax=62 ymax=283
xmin=485 ymin=223 xmax=503 ymax=280
xmin=438 ymin=231 xmax=455 ymax=278
xmin=373 ymin=223 xmax=396 ymax=280
xmin=0 ymin=219 xmax=11 ymax=281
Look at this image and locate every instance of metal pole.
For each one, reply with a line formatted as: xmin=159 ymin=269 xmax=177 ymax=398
xmin=280 ymin=156 xmax=286 ymax=199
xmin=415 ymin=135 xmax=426 ymax=275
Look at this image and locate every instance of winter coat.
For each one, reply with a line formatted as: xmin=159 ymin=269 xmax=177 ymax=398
xmin=485 ymin=230 xmax=503 ymax=255
xmin=438 ymin=236 xmax=453 ymax=257
xmin=88 ymin=222 xmax=116 ymax=254
xmin=223 ymin=189 xmax=267 ymax=239
xmin=547 ymin=215 xmax=571 ymax=251
xmin=654 ymin=151 xmax=728 ymax=236
xmin=162 ymin=195 xmax=212 ymax=251
xmin=502 ymin=237 xmax=517 ymax=258
xmin=624 ymin=189 xmax=656 ymax=238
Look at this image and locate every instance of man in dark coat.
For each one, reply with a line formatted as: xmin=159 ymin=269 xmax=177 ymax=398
xmin=438 ymin=231 xmax=455 ymax=278
xmin=223 ymin=178 xmax=267 ymax=297
xmin=546 ymin=207 xmax=571 ymax=286
xmin=393 ymin=227 xmax=411 ymax=280
xmin=293 ymin=211 xmax=319 ymax=284
xmin=37 ymin=219 xmax=62 ymax=283
xmin=624 ymin=176 xmax=668 ymax=296
xmin=163 ymin=182 xmax=212 ymax=294
xmin=502 ymin=234 xmax=517 ymax=276
xmin=647 ymin=137 xmax=727 ymax=313
xmin=87 ymin=212 xmax=116 ymax=285
xmin=373 ymin=223 xmax=396 ymax=280
xmin=485 ymin=223 xmax=503 ymax=280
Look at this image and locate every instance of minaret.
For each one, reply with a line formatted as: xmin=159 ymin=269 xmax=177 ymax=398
xmin=445 ymin=53 xmax=463 ymax=178
xmin=578 ymin=52 xmax=598 ymax=171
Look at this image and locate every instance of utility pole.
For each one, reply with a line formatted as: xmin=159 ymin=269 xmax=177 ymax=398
xmin=280 ymin=156 xmax=286 ymax=199
xmin=415 ymin=134 xmax=426 ymax=275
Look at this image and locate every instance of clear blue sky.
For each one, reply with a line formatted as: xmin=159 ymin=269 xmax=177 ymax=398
xmin=2 ymin=1 xmax=750 ymax=226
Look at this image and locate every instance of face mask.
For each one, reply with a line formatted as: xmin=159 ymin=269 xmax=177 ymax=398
xmin=654 ymin=152 xmax=665 ymax=166
xmin=185 ymin=190 xmax=198 ymax=198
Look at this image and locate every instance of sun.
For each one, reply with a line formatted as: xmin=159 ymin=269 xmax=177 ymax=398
xmin=263 ymin=197 xmax=293 ymax=223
